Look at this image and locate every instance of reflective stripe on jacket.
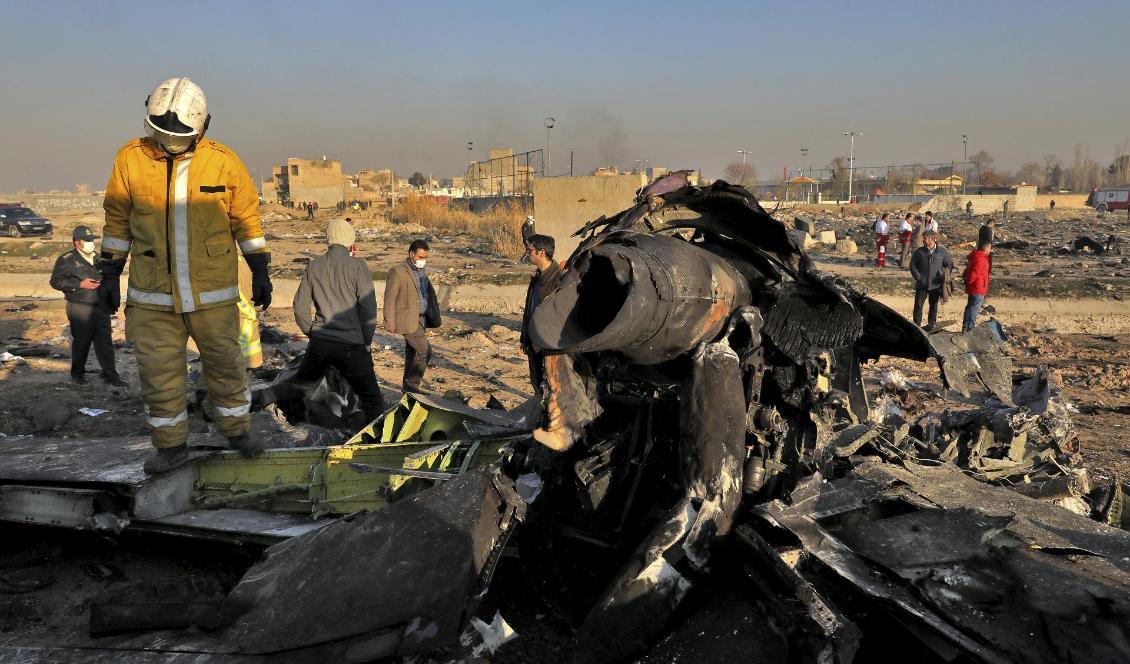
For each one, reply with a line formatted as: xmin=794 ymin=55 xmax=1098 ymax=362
xmin=101 ymin=137 xmax=267 ymax=313
xmin=237 ymin=256 xmax=262 ymax=368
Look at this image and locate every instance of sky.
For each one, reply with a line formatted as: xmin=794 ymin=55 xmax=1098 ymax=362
xmin=0 ymin=0 xmax=1127 ymax=191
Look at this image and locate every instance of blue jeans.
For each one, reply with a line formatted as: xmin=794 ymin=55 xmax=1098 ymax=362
xmin=962 ymin=294 xmax=985 ymax=332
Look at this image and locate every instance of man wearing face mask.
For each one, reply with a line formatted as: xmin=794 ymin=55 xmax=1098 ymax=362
xmin=49 ymin=225 xmax=126 ymax=387
xmin=98 ymin=77 xmax=272 ymax=474
xmin=384 ymin=239 xmax=440 ymax=392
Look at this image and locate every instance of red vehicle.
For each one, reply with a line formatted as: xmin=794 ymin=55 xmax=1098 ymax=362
xmin=1086 ymin=186 xmax=1130 ymax=212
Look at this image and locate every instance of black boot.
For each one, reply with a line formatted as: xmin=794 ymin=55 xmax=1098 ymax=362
xmin=227 ymin=434 xmax=266 ymax=459
xmin=142 ymin=445 xmax=191 ymax=474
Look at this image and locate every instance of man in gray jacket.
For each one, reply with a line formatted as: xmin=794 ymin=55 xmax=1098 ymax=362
xmin=909 ymin=230 xmax=953 ymax=330
xmin=256 ymin=219 xmax=385 ymax=422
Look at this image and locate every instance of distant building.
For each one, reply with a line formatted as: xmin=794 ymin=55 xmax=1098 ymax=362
xmin=75 ymin=184 xmax=91 ymax=196
xmin=262 ymin=157 xmax=345 ymax=207
xmin=912 ymin=174 xmax=964 ymax=195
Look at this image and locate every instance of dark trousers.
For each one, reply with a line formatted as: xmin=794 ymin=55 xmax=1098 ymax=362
xmin=273 ymin=336 xmax=385 ymax=422
xmin=912 ymin=287 xmax=943 ymax=328
xmin=67 ymin=301 xmax=118 ymax=380
xmin=402 ymin=316 xmax=431 ymax=392
xmin=528 ymin=350 xmax=545 ymax=396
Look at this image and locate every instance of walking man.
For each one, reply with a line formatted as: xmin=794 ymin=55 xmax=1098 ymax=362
xmin=384 ymin=240 xmax=440 ymax=392
xmin=98 ymin=77 xmax=272 ymax=473
xmin=258 ymin=219 xmax=385 ymax=422
xmin=873 ymin=213 xmax=890 ymax=267
xmin=50 ymin=225 xmax=126 ymax=387
xmin=909 ymin=230 xmax=953 ymax=331
xmin=962 ymin=239 xmax=992 ymax=332
xmin=897 ymin=213 xmax=914 ymax=268
xmin=520 ymin=234 xmax=564 ymax=395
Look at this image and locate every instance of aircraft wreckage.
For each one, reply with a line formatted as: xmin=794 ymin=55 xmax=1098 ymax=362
xmin=0 ymin=174 xmax=1127 ymax=662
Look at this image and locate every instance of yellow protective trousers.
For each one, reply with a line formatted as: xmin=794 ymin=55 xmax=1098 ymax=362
xmin=125 ymin=303 xmax=249 ymax=449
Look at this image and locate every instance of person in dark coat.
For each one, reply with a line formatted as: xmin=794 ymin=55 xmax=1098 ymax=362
xmin=909 ymin=230 xmax=953 ymax=330
xmin=520 ymin=234 xmax=565 ymax=395
xmin=49 ymin=225 xmax=125 ymax=386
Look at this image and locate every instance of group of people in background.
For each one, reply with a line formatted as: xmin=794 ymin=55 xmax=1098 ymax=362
xmin=873 ymin=210 xmax=995 ymax=333
xmin=252 ymin=218 xmax=562 ymax=423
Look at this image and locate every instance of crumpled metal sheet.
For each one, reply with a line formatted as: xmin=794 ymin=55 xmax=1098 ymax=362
xmin=221 ymin=469 xmax=525 ymax=659
xmin=764 ymin=461 xmax=1130 ymax=664
xmin=572 ymin=340 xmax=746 ymax=662
xmin=929 ymin=320 xmax=1014 ymax=402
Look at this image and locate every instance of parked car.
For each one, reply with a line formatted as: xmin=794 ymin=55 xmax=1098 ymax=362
xmin=0 ymin=204 xmax=53 ymax=237
xmin=1086 ymin=186 xmax=1130 ymax=212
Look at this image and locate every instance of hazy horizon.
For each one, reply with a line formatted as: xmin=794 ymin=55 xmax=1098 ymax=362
xmin=1 ymin=0 xmax=1127 ymax=192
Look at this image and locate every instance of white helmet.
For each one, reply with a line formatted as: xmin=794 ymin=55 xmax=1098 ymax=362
xmin=143 ymin=77 xmax=209 ymax=154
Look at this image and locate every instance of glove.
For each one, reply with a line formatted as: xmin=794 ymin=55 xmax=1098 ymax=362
xmin=97 ymin=255 xmax=126 ymax=313
xmin=243 ymin=252 xmax=273 ymax=309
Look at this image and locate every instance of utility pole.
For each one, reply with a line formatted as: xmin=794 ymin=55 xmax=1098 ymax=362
xmin=843 ymin=131 xmax=862 ymax=203
xmin=736 ymin=149 xmax=753 ymax=186
xmin=962 ymin=135 xmax=968 ymax=195
xmin=544 ymin=118 xmax=555 ymax=177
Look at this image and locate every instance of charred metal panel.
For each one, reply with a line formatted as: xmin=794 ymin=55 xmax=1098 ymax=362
xmin=769 ymin=461 xmax=1130 ymax=664
xmin=221 ymin=469 xmax=524 ymax=659
xmin=761 ymin=286 xmax=864 ymax=364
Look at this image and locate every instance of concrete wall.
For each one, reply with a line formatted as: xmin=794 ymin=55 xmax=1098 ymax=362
xmin=1036 ymin=193 xmax=1089 ymax=209
xmin=290 ymin=185 xmax=343 ymax=208
xmin=2 ymin=193 xmax=105 ymax=214
xmin=532 ymin=174 xmax=646 ymax=258
xmin=286 ymin=158 xmax=345 ymax=208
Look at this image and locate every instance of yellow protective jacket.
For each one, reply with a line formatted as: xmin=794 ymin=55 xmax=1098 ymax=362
xmin=101 ymin=137 xmax=268 ymax=313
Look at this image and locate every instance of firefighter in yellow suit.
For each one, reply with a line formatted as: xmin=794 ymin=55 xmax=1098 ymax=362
xmin=97 ymin=78 xmax=272 ymax=474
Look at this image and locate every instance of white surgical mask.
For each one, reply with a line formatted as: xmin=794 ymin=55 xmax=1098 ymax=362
xmin=414 ymin=259 xmax=426 ymax=269
xmin=81 ymin=241 xmax=96 ymax=254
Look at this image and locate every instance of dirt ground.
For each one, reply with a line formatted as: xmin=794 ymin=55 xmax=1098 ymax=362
xmin=0 ymin=203 xmax=1128 ymax=660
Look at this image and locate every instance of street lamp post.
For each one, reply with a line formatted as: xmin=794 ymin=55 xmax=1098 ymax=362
xmin=466 ymin=141 xmax=474 ymax=194
xmin=843 ymin=131 xmax=862 ymax=203
xmin=800 ymin=148 xmax=809 ymax=202
xmin=736 ymin=149 xmax=753 ymax=186
xmin=544 ymin=118 xmax=555 ymax=177
xmin=962 ymin=135 xmax=968 ymax=195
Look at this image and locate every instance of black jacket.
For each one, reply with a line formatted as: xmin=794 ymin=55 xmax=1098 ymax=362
xmin=50 ymin=249 xmax=101 ymax=305
xmin=909 ymin=245 xmax=953 ymax=291
xmin=520 ymin=261 xmax=565 ymax=352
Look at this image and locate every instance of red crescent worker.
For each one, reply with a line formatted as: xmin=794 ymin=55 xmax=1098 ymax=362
xmin=873 ymin=212 xmax=891 ymax=267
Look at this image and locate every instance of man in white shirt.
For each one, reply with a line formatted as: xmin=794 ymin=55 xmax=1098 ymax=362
xmin=873 ymin=212 xmax=891 ymax=267
xmin=924 ymin=210 xmax=939 ymax=233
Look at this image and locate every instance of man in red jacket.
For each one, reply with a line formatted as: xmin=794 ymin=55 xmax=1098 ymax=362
xmin=962 ymin=239 xmax=992 ymax=332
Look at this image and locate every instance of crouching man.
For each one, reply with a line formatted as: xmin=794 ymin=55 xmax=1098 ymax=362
xmin=255 ymin=220 xmax=386 ymax=423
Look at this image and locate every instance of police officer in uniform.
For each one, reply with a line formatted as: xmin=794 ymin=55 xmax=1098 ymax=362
xmin=49 ymin=225 xmax=126 ymax=386
xmin=97 ymin=78 xmax=272 ymax=474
